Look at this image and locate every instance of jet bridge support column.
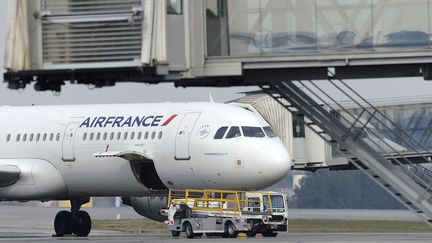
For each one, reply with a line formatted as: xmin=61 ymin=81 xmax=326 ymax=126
xmin=261 ymin=79 xmax=432 ymax=226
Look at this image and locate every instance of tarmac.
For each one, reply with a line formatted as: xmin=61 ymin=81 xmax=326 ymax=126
xmin=0 ymin=206 xmax=430 ymax=243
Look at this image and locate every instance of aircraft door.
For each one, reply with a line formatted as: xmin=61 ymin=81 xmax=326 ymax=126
xmin=62 ymin=122 xmax=79 ymax=162
xmin=175 ymin=113 xmax=201 ymax=160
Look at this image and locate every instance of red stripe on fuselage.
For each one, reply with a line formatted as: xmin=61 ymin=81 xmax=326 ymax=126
xmin=162 ymin=114 xmax=178 ymax=126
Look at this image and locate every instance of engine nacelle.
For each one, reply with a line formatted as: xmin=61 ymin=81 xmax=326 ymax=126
xmin=123 ymin=196 xmax=168 ymax=222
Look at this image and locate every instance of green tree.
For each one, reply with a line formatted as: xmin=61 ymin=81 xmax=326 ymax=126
xmin=293 ymin=170 xmax=403 ymax=209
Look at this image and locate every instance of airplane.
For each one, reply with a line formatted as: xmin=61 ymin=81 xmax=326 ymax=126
xmin=0 ymin=102 xmax=292 ymax=237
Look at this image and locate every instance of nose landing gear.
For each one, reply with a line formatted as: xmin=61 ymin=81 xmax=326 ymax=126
xmin=54 ymin=198 xmax=92 ymax=237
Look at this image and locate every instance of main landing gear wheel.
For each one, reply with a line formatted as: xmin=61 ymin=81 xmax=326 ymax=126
xmin=54 ymin=198 xmax=92 ymax=237
xmin=54 ymin=211 xmax=73 ymax=236
xmin=74 ymin=211 xmax=92 ymax=237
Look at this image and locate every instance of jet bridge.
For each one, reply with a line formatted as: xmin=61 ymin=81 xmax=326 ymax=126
xmin=4 ymin=0 xmax=432 ymax=91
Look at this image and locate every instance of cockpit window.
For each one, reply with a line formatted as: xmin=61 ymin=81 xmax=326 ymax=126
xmin=263 ymin=126 xmax=277 ymax=138
xmin=242 ymin=126 xmax=265 ymax=138
xmin=226 ymin=126 xmax=241 ymax=139
xmin=214 ymin=126 xmax=228 ymax=139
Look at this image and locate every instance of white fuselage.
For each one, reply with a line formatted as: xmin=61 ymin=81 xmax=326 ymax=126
xmin=0 ymin=102 xmax=292 ymax=201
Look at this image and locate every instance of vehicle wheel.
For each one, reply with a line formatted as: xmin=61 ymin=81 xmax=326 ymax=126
xmin=73 ymin=211 xmax=92 ymax=237
xmin=184 ymin=222 xmax=194 ymax=239
xmin=246 ymin=231 xmax=257 ymax=237
xmin=224 ymin=222 xmax=238 ymax=238
xmin=171 ymin=230 xmax=181 ymax=237
xmin=262 ymin=230 xmax=278 ymax=237
xmin=54 ymin=211 xmax=73 ymax=237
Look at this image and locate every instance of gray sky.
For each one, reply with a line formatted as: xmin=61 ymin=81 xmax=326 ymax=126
xmin=1 ymin=1 xmax=432 ymax=106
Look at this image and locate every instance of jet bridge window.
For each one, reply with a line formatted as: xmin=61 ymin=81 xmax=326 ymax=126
xmin=263 ymin=126 xmax=277 ymax=138
xmin=242 ymin=127 xmax=265 ymax=138
xmin=214 ymin=126 xmax=228 ymax=139
xmin=226 ymin=126 xmax=241 ymax=139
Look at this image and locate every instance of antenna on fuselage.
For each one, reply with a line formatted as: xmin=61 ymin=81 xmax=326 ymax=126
xmin=209 ymin=92 xmax=215 ymax=103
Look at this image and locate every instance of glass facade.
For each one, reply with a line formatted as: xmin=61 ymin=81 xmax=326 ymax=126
xmin=206 ymin=0 xmax=432 ymax=56
xmin=342 ymin=103 xmax=432 ymax=151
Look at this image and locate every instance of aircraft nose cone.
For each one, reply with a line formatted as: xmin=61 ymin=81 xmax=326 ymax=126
xmin=255 ymin=143 xmax=292 ymax=186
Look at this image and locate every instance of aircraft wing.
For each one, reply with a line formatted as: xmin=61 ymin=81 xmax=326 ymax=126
xmin=0 ymin=165 xmax=21 ymax=187
xmin=94 ymin=151 xmax=152 ymax=161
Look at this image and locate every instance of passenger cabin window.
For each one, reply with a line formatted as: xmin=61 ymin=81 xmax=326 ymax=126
xmin=83 ymin=133 xmax=87 ymax=141
xmin=144 ymin=131 xmax=149 ymax=140
xmin=96 ymin=132 xmax=101 ymax=141
xmin=242 ymin=127 xmax=265 ymax=138
xmin=263 ymin=126 xmax=277 ymax=138
xmin=226 ymin=126 xmax=241 ymax=139
xmin=130 ymin=132 xmax=135 ymax=140
xmin=110 ymin=132 xmax=114 ymax=140
xmin=116 ymin=132 xmax=121 ymax=140
xmin=23 ymin=134 xmax=27 ymax=142
xmin=214 ymin=126 xmax=228 ymax=139
xmin=151 ymin=131 xmax=156 ymax=140
xmin=43 ymin=133 xmax=47 ymax=141
xmin=36 ymin=133 xmax=40 ymax=141
xmin=16 ymin=134 xmax=20 ymax=142
xmin=49 ymin=133 xmax=54 ymax=141
xmin=137 ymin=132 xmax=142 ymax=139
xmin=29 ymin=134 xmax=34 ymax=142
xmin=158 ymin=131 xmax=163 ymax=139
xmin=103 ymin=132 xmax=108 ymax=140
xmin=56 ymin=133 xmax=61 ymax=141
xmin=89 ymin=133 xmax=94 ymax=141
xmin=6 ymin=134 xmax=10 ymax=142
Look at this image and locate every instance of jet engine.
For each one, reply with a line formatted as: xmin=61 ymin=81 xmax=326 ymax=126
xmin=122 ymin=196 xmax=168 ymax=222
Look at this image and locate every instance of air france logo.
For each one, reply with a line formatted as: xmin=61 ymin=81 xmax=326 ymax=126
xmin=79 ymin=115 xmax=178 ymax=128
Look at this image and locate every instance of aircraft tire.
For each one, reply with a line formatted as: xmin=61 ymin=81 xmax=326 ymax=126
xmin=73 ymin=211 xmax=92 ymax=237
xmin=54 ymin=211 xmax=73 ymax=236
